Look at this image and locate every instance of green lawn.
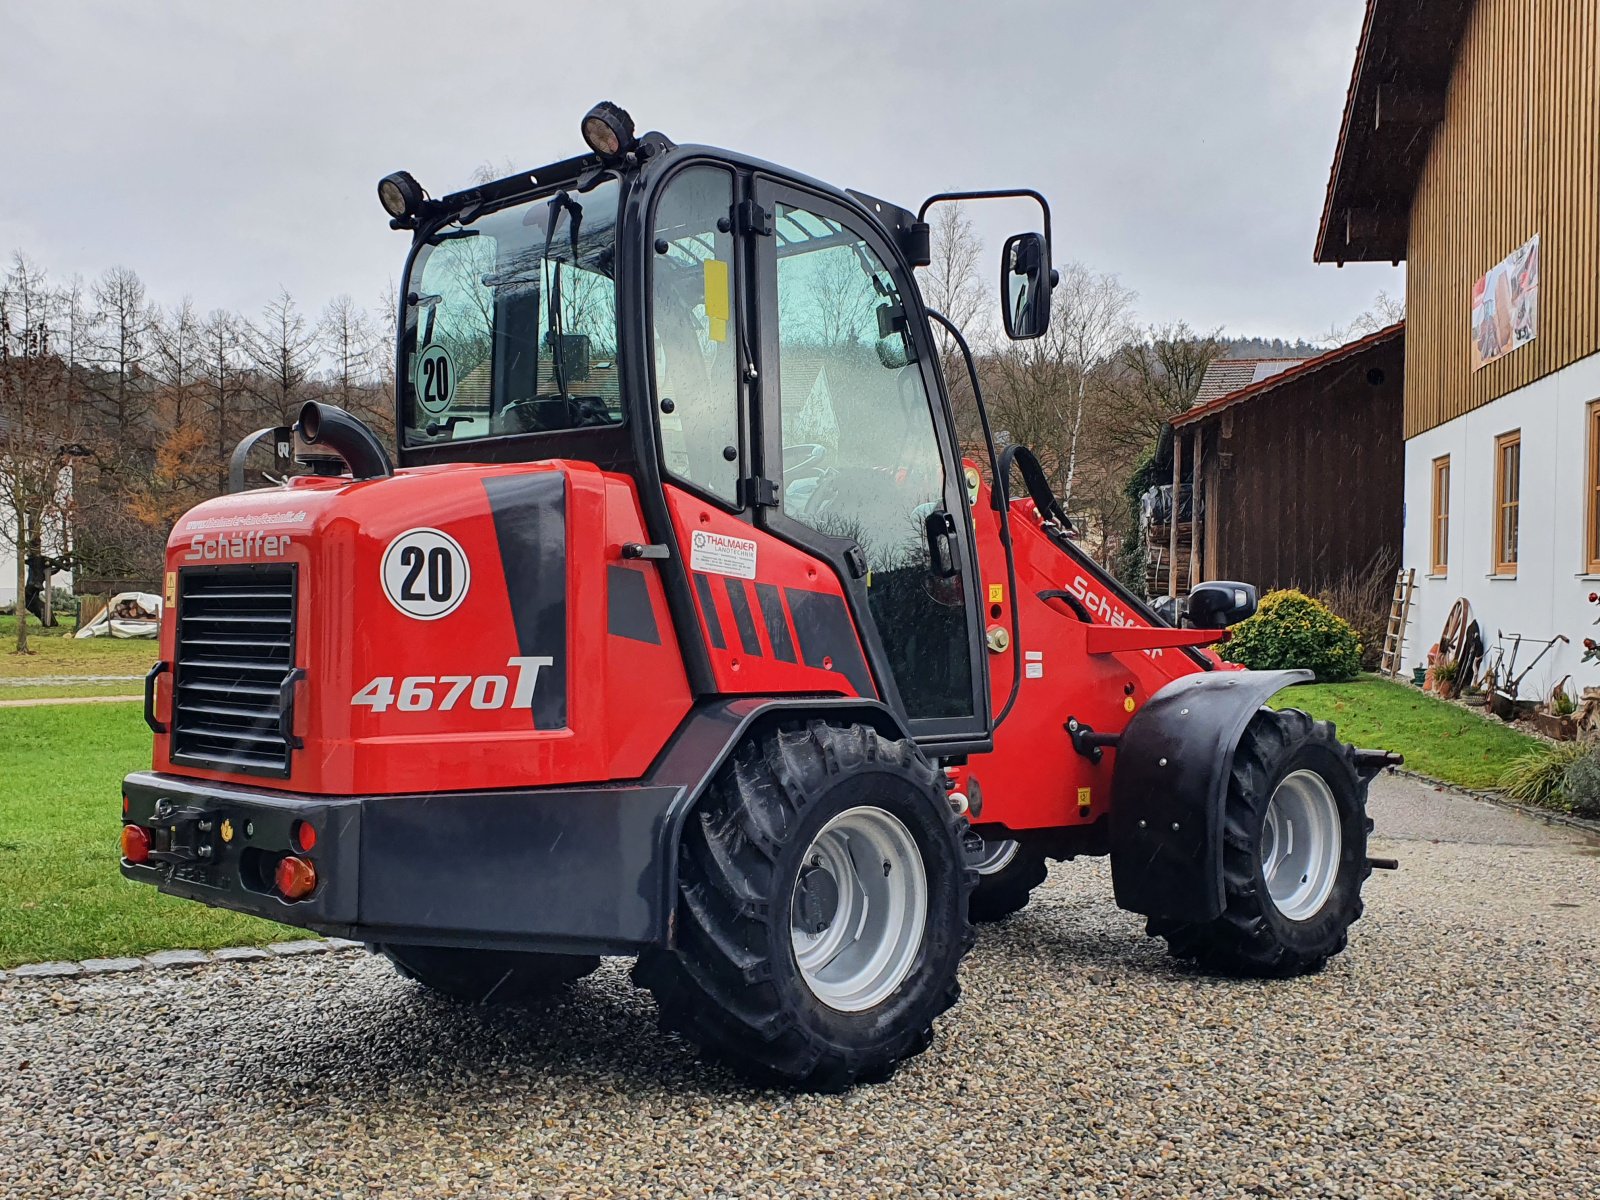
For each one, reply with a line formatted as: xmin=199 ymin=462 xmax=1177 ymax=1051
xmin=1281 ymin=675 xmax=1543 ymax=790
xmin=0 ymin=702 xmax=294 ymax=969
xmin=0 ymin=614 xmax=157 ymax=681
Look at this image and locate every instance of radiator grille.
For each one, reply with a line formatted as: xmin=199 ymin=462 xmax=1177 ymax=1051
xmin=171 ymin=566 xmax=299 ymax=776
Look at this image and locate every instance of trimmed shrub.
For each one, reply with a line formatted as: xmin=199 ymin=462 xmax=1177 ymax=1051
xmin=1220 ymin=588 xmax=1363 ymax=681
xmin=1561 ymin=748 xmax=1600 ymax=818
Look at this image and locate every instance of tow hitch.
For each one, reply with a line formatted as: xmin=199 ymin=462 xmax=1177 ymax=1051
xmin=144 ymin=800 xmax=220 ymax=865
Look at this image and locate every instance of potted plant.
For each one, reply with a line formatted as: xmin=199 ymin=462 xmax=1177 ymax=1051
xmin=1432 ymin=657 xmax=1461 ymax=700
xmin=1531 ymin=681 xmax=1579 ymax=741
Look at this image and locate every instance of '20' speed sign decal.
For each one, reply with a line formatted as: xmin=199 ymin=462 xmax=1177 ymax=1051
xmin=413 ymin=344 xmax=456 ymax=415
xmin=381 ymin=528 xmax=471 ymax=620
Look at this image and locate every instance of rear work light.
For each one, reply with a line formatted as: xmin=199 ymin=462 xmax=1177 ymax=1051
xmin=275 ymin=855 xmax=317 ymax=901
xmin=120 ymin=825 xmax=151 ymax=865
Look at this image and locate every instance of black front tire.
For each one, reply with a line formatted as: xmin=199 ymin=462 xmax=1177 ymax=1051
xmin=1147 ymin=707 xmax=1372 ymax=977
xmin=378 ymin=944 xmax=600 ymax=1004
xmin=634 ymin=722 xmax=975 ymax=1091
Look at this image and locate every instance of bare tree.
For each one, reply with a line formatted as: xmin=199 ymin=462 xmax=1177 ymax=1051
xmin=0 ymin=255 xmax=84 ymax=652
xmin=985 ymin=262 xmax=1135 ymax=512
xmin=1321 ymin=289 xmax=1406 ymax=346
xmin=152 ymin=298 xmax=201 ymax=430
xmin=319 ymin=294 xmax=375 ymax=407
xmin=242 ymin=288 xmax=317 ymax=420
xmin=1053 ymin=263 xmax=1137 ymax=511
xmin=86 ymin=266 xmax=155 ymax=438
xmin=1099 ymin=321 xmax=1228 ymax=459
xmin=917 ymin=201 xmax=991 ymax=445
xmin=200 ymin=309 xmax=242 ymax=492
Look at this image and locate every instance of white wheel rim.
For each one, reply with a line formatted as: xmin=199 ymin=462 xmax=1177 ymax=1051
xmin=971 ymin=837 xmax=1020 ymax=875
xmin=790 ymin=806 xmax=928 ymax=1013
xmin=1260 ymin=769 xmax=1342 ymax=921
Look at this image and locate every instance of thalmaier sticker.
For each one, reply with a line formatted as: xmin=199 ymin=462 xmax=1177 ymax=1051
xmin=381 ymin=528 xmax=471 ymax=620
xmin=690 ymin=529 xmax=757 ymax=580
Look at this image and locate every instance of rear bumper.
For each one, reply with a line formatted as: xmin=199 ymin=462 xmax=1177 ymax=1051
xmin=120 ymin=771 xmax=683 ymax=956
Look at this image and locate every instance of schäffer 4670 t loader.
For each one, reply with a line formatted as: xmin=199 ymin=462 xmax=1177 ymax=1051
xmin=121 ymin=103 xmax=1394 ymax=1090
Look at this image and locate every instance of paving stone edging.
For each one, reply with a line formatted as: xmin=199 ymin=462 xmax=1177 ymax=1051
xmin=0 ymin=938 xmax=364 ymax=985
xmin=1389 ymin=766 xmax=1600 ymax=837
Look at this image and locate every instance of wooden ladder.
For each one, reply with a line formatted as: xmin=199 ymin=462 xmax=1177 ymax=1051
xmin=1379 ymin=568 xmax=1416 ymax=679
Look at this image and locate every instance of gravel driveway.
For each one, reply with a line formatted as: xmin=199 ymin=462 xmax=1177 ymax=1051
xmin=3 ymin=775 xmax=1597 ymax=1199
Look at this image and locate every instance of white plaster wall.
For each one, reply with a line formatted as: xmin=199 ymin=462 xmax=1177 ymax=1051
xmin=0 ymin=545 xmax=15 ymax=606
xmin=1402 ymin=348 xmax=1600 ymax=700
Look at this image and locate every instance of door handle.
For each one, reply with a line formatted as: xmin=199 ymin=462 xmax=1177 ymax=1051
xmin=925 ymin=510 xmax=960 ymax=579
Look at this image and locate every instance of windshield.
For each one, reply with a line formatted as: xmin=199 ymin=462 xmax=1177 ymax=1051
xmin=400 ymin=177 xmax=621 ymax=447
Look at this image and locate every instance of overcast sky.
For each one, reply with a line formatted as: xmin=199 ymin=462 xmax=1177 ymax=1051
xmin=0 ymin=1 xmax=1400 ymax=344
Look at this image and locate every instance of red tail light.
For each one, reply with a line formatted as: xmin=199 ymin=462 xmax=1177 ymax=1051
xmin=275 ymin=855 xmax=318 ymax=900
xmin=121 ymin=825 xmax=151 ymax=865
xmin=292 ymin=820 xmax=317 ymax=853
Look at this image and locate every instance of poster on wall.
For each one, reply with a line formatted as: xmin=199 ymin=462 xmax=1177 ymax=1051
xmin=1471 ymin=234 xmax=1539 ymax=371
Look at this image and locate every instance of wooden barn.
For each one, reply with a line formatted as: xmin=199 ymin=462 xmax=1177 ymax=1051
xmin=1165 ymin=322 xmax=1405 ymax=596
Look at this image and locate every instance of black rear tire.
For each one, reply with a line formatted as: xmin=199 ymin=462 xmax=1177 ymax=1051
xmin=378 ymin=944 xmax=599 ymax=1005
xmin=967 ymin=840 xmax=1049 ymax=923
xmin=633 ymin=722 xmax=975 ymax=1091
xmin=1146 ymin=706 xmax=1372 ymax=977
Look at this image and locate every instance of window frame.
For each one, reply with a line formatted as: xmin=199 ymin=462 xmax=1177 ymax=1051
xmin=643 ymin=160 xmax=747 ymax=512
xmin=1493 ymin=429 xmax=1521 ymax=576
xmin=1430 ymin=454 xmax=1450 ymax=575
xmin=395 ymin=172 xmax=636 ymax=470
xmin=749 ymin=172 xmax=988 ymax=746
xmin=1587 ymin=401 xmax=1600 ymax=574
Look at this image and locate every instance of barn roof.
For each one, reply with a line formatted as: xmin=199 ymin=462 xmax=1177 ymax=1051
xmin=1191 ymin=358 xmax=1310 ymax=408
xmin=1171 ymin=321 xmax=1404 ymax=428
xmin=1313 ymin=0 xmax=1476 ymax=264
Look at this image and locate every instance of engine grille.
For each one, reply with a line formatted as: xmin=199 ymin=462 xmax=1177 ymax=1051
xmin=171 ymin=566 xmax=300 ymax=777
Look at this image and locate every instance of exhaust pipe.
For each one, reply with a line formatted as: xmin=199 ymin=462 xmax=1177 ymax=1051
xmin=296 ymin=402 xmax=393 ymax=480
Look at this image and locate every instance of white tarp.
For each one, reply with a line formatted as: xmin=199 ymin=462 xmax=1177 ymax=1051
xmin=75 ymin=592 xmax=162 ymax=639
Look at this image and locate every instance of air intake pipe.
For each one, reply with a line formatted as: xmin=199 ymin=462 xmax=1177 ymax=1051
xmin=295 ymin=402 xmax=393 ymax=480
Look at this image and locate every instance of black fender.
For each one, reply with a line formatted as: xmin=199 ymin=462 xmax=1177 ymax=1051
xmin=1109 ymin=668 xmax=1312 ymax=922
xmin=646 ymin=696 xmax=912 ymax=945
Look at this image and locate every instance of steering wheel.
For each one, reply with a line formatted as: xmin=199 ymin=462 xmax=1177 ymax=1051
xmin=783 ymin=443 xmax=829 ymax=480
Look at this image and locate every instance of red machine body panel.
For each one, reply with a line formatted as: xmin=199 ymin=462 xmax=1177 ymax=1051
xmin=151 ymin=461 xmax=692 ymax=796
xmin=959 ymin=466 xmax=1228 ymax=833
xmin=662 ymin=484 xmax=875 ymax=701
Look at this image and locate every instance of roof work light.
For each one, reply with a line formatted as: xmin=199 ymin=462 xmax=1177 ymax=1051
xmin=581 ymin=101 xmax=636 ymax=160
xmin=377 ymin=170 xmax=426 ymax=223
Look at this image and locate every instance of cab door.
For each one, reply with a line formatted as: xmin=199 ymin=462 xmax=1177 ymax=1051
xmin=750 ymin=177 xmax=988 ymax=746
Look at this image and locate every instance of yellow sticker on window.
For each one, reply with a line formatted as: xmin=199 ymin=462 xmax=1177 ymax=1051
xmin=703 ymin=259 xmax=730 ymax=343
xmin=988 ymin=583 xmax=1004 ymax=604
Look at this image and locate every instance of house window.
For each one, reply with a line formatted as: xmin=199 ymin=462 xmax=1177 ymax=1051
xmin=1494 ymin=430 xmax=1520 ymax=575
xmin=1588 ymin=402 xmax=1600 ymax=573
xmin=1430 ymin=456 xmax=1450 ymax=574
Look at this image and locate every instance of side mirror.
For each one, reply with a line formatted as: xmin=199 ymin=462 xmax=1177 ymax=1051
xmin=1001 ymin=231 xmax=1053 ymax=340
xmin=1185 ymin=581 xmax=1258 ymax=629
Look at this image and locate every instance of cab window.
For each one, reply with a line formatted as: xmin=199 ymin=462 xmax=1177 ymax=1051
xmin=650 ymin=166 xmax=740 ymax=504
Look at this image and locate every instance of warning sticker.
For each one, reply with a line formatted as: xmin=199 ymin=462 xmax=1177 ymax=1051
xmin=690 ymin=529 xmax=757 ymax=580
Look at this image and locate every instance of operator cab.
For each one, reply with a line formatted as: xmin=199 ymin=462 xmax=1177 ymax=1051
xmin=374 ymin=103 xmax=1055 ymax=751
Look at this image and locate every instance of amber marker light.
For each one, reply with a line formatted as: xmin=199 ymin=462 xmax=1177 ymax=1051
xmin=275 ymin=856 xmax=318 ymax=901
xmin=121 ymin=825 xmax=151 ymax=865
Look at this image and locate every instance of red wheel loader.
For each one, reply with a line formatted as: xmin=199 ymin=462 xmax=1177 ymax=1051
xmin=121 ymin=103 xmax=1395 ymax=1090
